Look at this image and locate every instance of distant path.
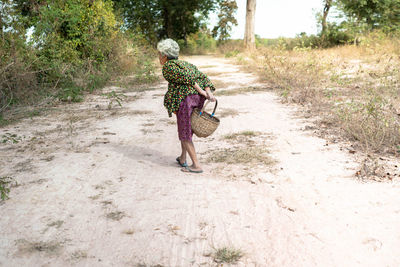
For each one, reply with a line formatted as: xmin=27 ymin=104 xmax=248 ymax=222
xmin=1 ymin=55 xmax=399 ymax=266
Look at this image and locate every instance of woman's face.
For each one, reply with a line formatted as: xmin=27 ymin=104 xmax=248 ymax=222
xmin=158 ymin=52 xmax=167 ymax=65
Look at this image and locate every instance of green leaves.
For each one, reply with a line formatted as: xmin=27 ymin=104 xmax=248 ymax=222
xmin=0 ymin=176 xmax=15 ymax=201
xmin=212 ymin=0 xmax=238 ymax=42
xmin=336 ymin=0 xmax=400 ymax=33
xmin=114 ymin=0 xmax=224 ymax=43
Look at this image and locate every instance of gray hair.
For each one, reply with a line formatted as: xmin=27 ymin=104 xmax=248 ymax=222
xmin=157 ymin=38 xmax=180 ymax=59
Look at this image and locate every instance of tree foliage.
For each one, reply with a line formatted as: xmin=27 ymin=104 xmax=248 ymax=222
xmin=1 ymin=0 xmax=155 ymax=115
xmin=212 ymin=0 xmax=238 ymax=42
xmin=113 ymin=0 xmax=223 ymax=43
xmin=337 ymin=0 xmax=400 ymax=32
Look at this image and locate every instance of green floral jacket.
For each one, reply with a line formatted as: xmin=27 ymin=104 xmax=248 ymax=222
xmin=162 ymin=60 xmax=215 ymax=117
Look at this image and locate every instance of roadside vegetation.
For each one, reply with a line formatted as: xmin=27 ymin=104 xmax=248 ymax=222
xmin=223 ymin=33 xmax=400 ymax=157
xmin=215 ymin=0 xmax=400 ymax=161
xmin=0 ymin=0 xmax=157 ymax=126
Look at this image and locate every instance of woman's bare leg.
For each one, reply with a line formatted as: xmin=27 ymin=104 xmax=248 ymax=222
xmin=179 ymin=141 xmax=187 ymax=164
xmin=181 ymin=140 xmax=202 ymax=171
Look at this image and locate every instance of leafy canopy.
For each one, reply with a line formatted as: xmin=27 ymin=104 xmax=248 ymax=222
xmin=113 ymin=0 xmax=225 ymax=43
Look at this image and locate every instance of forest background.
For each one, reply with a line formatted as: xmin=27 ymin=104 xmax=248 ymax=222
xmin=1 ymin=0 xmax=400 ymax=155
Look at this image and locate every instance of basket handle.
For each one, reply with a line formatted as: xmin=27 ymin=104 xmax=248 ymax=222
xmin=199 ymin=100 xmax=218 ymax=117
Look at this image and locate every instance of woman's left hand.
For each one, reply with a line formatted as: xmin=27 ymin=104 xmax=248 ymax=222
xmin=205 ymin=88 xmax=216 ymax=102
xmin=205 ymin=87 xmax=216 ymax=102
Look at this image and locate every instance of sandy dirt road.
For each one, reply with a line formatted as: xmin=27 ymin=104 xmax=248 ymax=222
xmin=1 ymin=56 xmax=400 ymax=267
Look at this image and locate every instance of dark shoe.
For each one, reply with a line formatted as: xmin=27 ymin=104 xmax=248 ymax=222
xmin=176 ymin=157 xmax=188 ymax=167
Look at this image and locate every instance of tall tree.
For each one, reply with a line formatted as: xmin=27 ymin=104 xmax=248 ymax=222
xmin=244 ymin=0 xmax=256 ymax=49
xmin=321 ymin=0 xmax=333 ymax=37
xmin=212 ymin=0 xmax=238 ymax=42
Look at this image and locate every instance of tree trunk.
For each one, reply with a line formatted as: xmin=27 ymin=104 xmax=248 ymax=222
xmin=321 ymin=0 xmax=332 ymax=37
xmin=162 ymin=6 xmax=173 ymax=38
xmin=244 ymin=0 xmax=256 ymax=50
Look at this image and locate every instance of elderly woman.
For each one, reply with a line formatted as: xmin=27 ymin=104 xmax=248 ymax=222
xmin=157 ymin=39 xmax=216 ymax=174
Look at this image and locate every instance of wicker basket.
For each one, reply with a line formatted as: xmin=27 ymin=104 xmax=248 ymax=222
xmin=191 ymin=100 xmax=220 ymax=138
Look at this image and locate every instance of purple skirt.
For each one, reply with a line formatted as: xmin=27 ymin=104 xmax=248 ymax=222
xmin=176 ymin=94 xmax=206 ymax=141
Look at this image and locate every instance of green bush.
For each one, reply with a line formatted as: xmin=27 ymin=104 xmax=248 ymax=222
xmin=179 ymin=30 xmax=217 ymax=55
xmin=0 ymin=0 xmax=157 ymax=118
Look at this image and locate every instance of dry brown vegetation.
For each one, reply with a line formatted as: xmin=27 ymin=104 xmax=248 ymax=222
xmin=206 ymin=131 xmax=275 ymax=166
xmin=228 ymin=36 xmax=400 ymax=156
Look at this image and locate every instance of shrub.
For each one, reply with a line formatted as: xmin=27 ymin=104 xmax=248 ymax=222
xmin=337 ymin=92 xmax=400 ymax=153
xmin=0 ymin=0 xmax=157 ymax=118
xmin=179 ymin=30 xmax=217 ymax=55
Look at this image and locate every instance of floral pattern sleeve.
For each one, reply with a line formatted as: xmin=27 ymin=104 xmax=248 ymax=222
xmin=198 ymin=72 xmax=215 ymax=91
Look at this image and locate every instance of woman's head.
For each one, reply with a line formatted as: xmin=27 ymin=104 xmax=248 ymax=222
xmin=157 ymin=39 xmax=179 ymax=65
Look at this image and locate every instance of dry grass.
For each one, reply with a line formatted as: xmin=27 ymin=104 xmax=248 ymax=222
xmin=235 ymin=37 xmax=400 ymax=156
xmin=218 ymin=108 xmax=239 ymax=118
xmin=211 ymin=79 xmax=232 ymax=89
xmin=199 ymin=65 xmax=217 ymax=68
xmin=224 ymin=131 xmax=260 ymax=140
xmin=204 ymin=71 xmax=226 ymax=77
xmin=106 ymin=211 xmax=125 ymax=221
xmin=16 ymin=239 xmax=63 ymax=256
xmin=212 ymin=247 xmax=244 ymax=264
xmin=207 ymin=146 xmax=273 ymax=165
xmin=215 ymin=86 xmax=272 ymax=96
xmin=206 ymin=131 xmax=274 ymax=166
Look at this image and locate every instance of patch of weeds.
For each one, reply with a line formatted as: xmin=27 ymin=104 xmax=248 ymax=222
xmin=87 ymin=73 xmax=109 ymax=93
xmin=225 ymin=50 xmax=240 ymax=58
xmin=207 ymin=147 xmax=274 ymax=165
xmin=212 ymin=247 xmax=244 ymax=264
xmin=211 ymin=79 xmax=232 ymax=89
xmin=215 ymin=86 xmax=271 ymax=96
xmin=204 ymin=71 xmax=226 ymax=77
xmin=28 ymin=178 xmax=48 ymax=185
xmin=121 ymin=110 xmax=153 ymax=116
xmin=336 ymin=94 xmax=400 ymax=153
xmin=218 ymin=108 xmax=239 ymax=118
xmin=101 ymin=200 xmax=113 ymax=206
xmin=102 ymin=91 xmax=126 ymax=109
xmin=70 ymin=250 xmax=88 ymax=260
xmin=58 ymin=85 xmax=84 ymax=103
xmin=88 ymin=194 xmax=101 ymax=200
xmin=1 ymin=133 xmax=22 ymax=144
xmin=47 ymin=220 xmax=64 ymax=228
xmin=15 ymin=239 xmax=63 ymax=256
xmin=0 ymin=176 xmax=16 ymax=201
xmin=135 ymin=59 xmax=158 ymax=84
xmin=28 ymin=109 xmax=41 ymax=118
xmin=199 ymin=65 xmax=217 ymax=68
xmin=223 ymin=131 xmax=270 ymax=147
xmin=41 ymin=155 xmax=55 ymax=162
xmin=224 ymin=131 xmax=260 ymax=140
xmin=14 ymin=159 xmax=34 ymax=173
xmin=106 ymin=211 xmax=125 ymax=221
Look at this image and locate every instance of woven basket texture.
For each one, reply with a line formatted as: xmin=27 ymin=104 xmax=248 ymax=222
xmin=191 ymin=108 xmax=220 ymax=137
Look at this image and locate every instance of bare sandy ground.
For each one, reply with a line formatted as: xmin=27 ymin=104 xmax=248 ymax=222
xmin=1 ymin=56 xmax=400 ymax=267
